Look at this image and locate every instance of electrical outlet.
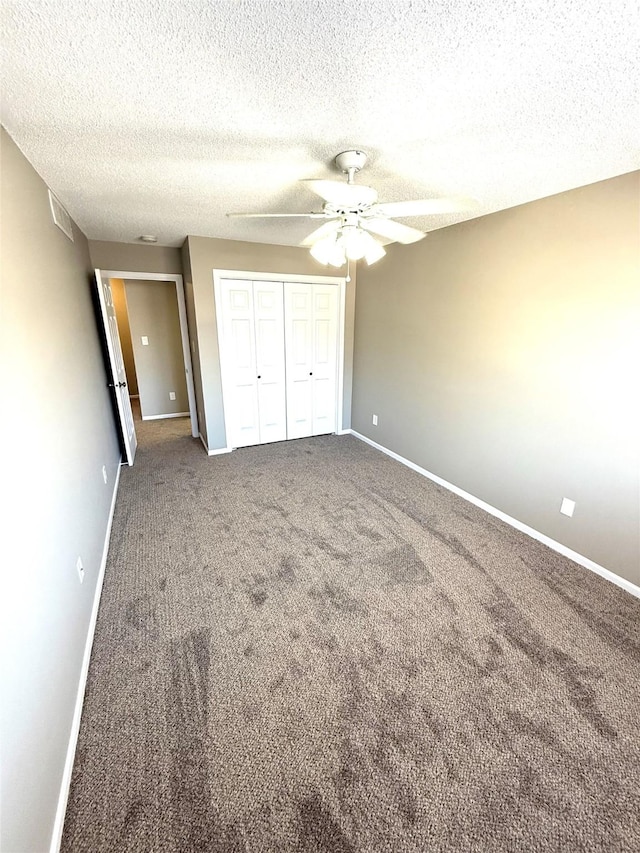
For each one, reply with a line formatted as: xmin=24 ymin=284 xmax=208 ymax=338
xmin=76 ymin=556 xmax=85 ymax=583
xmin=169 ymin=391 xmax=176 ymax=401
xmin=560 ymin=498 xmax=576 ymax=517
xmin=102 ymin=465 xmax=108 ymax=484
xmin=372 ymin=414 xmax=378 ymax=426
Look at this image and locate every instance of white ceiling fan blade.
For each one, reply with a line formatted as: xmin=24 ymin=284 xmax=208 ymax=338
xmin=372 ymin=197 xmax=477 ymax=218
xmin=300 ymin=219 xmax=342 ymax=247
xmin=302 ymin=180 xmax=378 ymax=207
xmin=361 ymin=217 xmax=426 ymax=244
xmin=226 ymin=211 xmax=327 ymax=218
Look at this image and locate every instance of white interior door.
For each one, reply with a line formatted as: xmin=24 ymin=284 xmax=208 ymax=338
xmin=284 ymin=282 xmax=339 ymax=439
xmin=218 ymin=275 xmax=341 ymax=449
xmin=254 ymin=282 xmax=287 ymax=444
xmin=95 ymin=269 xmax=137 ymax=465
xmin=284 ymin=283 xmax=314 ymax=439
xmin=219 ymin=279 xmax=260 ymax=448
xmin=311 ymin=284 xmax=339 ymax=435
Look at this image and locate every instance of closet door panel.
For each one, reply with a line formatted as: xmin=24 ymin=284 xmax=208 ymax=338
xmin=284 ymin=283 xmax=314 ymax=439
xmin=233 ymin=383 xmax=261 ymax=441
xmin=254 ymin=281 xmax=286 ymax=444
xmin=311 ymin=284 xmax=339 ymax=435
xmin=311 ymin=377 xmax=333 ymax=432
xmin=220 ymin=279 xmax=260 ymax=447
xmin=292 ymin=318 xmax=310 ymax=365
xmin=287 ymin=378 xmax=313 ymax=436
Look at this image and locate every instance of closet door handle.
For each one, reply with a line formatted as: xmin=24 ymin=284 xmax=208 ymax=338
xmin=309 ymin=372 xmax=313 ymax=376
xmin=257 ymin=375 xmax=261 ymax=379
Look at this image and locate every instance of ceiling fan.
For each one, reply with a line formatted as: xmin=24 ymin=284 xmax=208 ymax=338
xmin=228 ymin=150 xmax=475 ymax=268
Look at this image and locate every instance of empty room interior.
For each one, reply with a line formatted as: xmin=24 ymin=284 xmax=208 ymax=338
xmin=1 ymin=2 xmax=639 ymax=852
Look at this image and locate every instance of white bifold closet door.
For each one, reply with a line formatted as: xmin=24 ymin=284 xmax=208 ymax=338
xmin=219 ymin=279 xmax=287 ymax=448
xmin=284 ymin=282 xmax=339 ymax=439
xmin=218 ymin=278 xmax=339 ymax=448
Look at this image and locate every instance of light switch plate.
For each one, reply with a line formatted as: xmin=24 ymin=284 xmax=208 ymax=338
xmin=141 ymin=336 xmax=149 ymax=346
xmin=560 ymin=498 xmax=576 ymax=517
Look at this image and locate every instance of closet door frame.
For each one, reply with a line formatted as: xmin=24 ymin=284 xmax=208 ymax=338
xmin=213 ymin=269 xmax=346 ymax=452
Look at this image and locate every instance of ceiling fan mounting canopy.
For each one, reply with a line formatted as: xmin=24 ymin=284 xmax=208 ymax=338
xmin=227 ymin=147 xmax=476 ymax=267
xmin=334 ymin=149 xmax=367 ymax=182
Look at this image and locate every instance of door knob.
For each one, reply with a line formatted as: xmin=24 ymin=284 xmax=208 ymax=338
xmin=257 ymin=375 xmax=261 ymax=379
xmin=309 ymin=372 xmax=313 ymax=376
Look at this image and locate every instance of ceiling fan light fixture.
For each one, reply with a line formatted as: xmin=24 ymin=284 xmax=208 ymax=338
xmin=309 ymin=224 xmax=385 ymax=268
xmin=327 ymin=244 xmax=347 ymax=267
xmin=338 ymin=225 xmax=369 ymax=261
xmin=340 ymin=225 xmax=386 ymax=263
xmin=310 ymin=234 xmax=346 ymax=267
xmin=364 ymin=240 xmax=386 ymax=265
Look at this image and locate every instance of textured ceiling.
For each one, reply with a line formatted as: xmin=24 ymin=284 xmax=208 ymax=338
xmin=2 ymin=0 xmax=638 ymax=248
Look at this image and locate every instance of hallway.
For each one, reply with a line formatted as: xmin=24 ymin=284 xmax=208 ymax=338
xmin=130 ymin=397 xmax=193 ymax=453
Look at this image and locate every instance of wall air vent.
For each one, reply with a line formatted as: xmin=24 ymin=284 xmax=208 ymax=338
xmin=48 ymin=189 xmax=74 ymax=241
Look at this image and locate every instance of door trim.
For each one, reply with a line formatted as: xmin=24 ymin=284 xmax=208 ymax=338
xmin=99 ymin=270 xmax=199 ymax=438
xmin=199 ymin=432 xmax=233 ymax=456
xmin=213 ymin=270 xmax=346 ymax=452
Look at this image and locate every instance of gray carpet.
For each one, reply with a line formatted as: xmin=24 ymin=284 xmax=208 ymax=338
xmin=62 ymin=414 xmax=640 ymax=852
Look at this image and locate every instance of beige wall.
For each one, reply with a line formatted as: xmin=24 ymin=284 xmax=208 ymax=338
xmin=88 ymin=239 xmax=183 ymax=275
xmin=184 ymin=235 xmax=356 ymax=449
xmin=352 ymin=172 xmax=640 ymax=586
xmin=1 ymin=128 xmax=121 ymax=851
xmin=124 ymin=279 xmax=189 ymax=417
xmin=111 ymin=278 xmax=139 ymax=396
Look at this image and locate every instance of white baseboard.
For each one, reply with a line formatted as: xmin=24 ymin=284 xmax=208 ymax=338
xmin=349 ymin=430 xmax=640 ymax=600
xmin=141 ymin=411 xmax=190 ymax=421
xmin=49 ymin=460 xmax=122 ymax=853
xmin=199 ymin=432 xmax=232 ymax=457
xmin=336 ymin=428 xmax=351 ymax=435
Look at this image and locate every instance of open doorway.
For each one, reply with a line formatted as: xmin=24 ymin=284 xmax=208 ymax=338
xmin=111 ymin=277 xmax=191 ymax=423
xmin=98 ymin=269 xmax=199 ymax=461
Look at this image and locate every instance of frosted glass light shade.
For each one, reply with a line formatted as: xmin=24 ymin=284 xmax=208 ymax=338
xmin=310 ymin=235 xmax=346 ymax=267
xmin=364 ymin=240 xmax=386 ymax=264
xmin=309 ymin=225 xmax=385 ymax=268
xmin=338 ymin=225 xmax=368 ymax=260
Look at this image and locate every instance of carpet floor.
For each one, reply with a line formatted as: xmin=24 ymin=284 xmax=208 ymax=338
xmin=61 ymin=415 xmax=640 ymax=852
